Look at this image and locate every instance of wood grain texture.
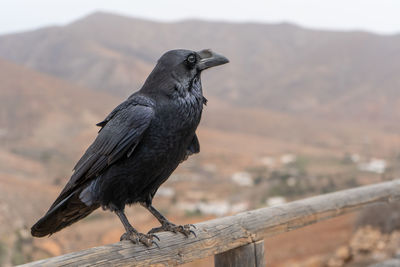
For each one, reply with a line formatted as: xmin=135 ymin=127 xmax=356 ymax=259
xmin=20 ymin=180 xmax=400 ymax=267
xmin=254 ymin=240 xmax=266 ymax=267
xmin=214 ymin=240 xmax=265 ymax=267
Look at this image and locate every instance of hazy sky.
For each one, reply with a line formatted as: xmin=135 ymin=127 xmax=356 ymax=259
xmin=1 ymin=0 xmax=399 ymax=35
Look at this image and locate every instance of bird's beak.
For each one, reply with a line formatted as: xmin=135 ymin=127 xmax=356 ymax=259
xmin=197 ymin=49 xmax=229 ymax=70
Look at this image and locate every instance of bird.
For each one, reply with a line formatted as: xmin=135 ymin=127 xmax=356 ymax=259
xmin=31 ymin=49 xmax=229 ymax=246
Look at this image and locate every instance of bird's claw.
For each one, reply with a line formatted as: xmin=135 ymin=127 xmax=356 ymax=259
xmin=120 ymin=231 xmax=159 ymax=247
xmin=151 ymin=239 xmax=160 ymax=248
xmin=148 ymin=222 xmax=196 ymax=237
xmin=189 ymin=229 xmax=197 ymax=237
xmin=151 ymin=233 xmax=160 ymax=241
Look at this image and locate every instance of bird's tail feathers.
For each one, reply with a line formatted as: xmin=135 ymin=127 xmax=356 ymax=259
xmin=31 ymin=191 xmax=99 ymax=237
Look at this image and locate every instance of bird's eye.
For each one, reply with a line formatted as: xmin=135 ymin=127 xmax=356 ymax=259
xmin=186 ymin=54 xmax=196 ymax=64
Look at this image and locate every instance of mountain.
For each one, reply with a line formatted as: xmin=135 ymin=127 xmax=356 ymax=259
xmin=0 ymin=12 xmax=400 ymax=124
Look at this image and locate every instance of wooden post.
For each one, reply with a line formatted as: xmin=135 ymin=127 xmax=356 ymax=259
xmin=214 ymin=240 xmax=265 ymax=267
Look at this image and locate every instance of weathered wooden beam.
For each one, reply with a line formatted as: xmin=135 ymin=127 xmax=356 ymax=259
xmin=20 ymin=180 xmax=400 ymax=267
xmin=214 ymin=240 xmax=265 ymax=267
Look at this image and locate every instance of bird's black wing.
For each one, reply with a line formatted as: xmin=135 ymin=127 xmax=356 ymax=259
xmin=49 ymin=99 xmax=154 ymax=210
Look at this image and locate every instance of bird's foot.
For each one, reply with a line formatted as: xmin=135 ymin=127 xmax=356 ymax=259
xmin=120 ymin=230 xmax=160 ymax=247
xmin=148 ymin=222 xmax=196 ymax=237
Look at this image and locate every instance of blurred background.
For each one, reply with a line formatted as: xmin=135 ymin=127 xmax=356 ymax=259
xmin=1 ymin=1 xmax=400 ymax=266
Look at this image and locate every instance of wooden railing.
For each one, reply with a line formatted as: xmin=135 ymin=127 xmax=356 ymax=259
xmin=20 ymin=180 xmax=400 ymax=267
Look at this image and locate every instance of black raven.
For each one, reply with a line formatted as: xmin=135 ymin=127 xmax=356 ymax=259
xmin=31 ymin=49 xmax=229 ymax=246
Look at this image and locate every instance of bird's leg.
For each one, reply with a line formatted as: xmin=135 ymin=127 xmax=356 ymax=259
xmin=141 ymin=203 xmax=196 ymax=237
xmin=115 ymin=209 xmax=159 ymax=247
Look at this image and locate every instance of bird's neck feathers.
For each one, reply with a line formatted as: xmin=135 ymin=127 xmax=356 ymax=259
xmin=140 ymin=67 xmax=206 ymax=107
xmin=140 ymin=66 xmax=174 ymax=94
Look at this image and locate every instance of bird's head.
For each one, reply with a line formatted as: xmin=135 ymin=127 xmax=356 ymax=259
xmin=141 ymin=49 xmax=229 ymax=99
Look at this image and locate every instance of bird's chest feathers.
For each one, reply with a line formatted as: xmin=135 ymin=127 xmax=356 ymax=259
xmin=173 ymin=76 xmax=204 ymax=120
xmin=142 ymin=103 xmax=199 ymax=164
xmin=156 ymin=95 xmax=203 ymax=135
